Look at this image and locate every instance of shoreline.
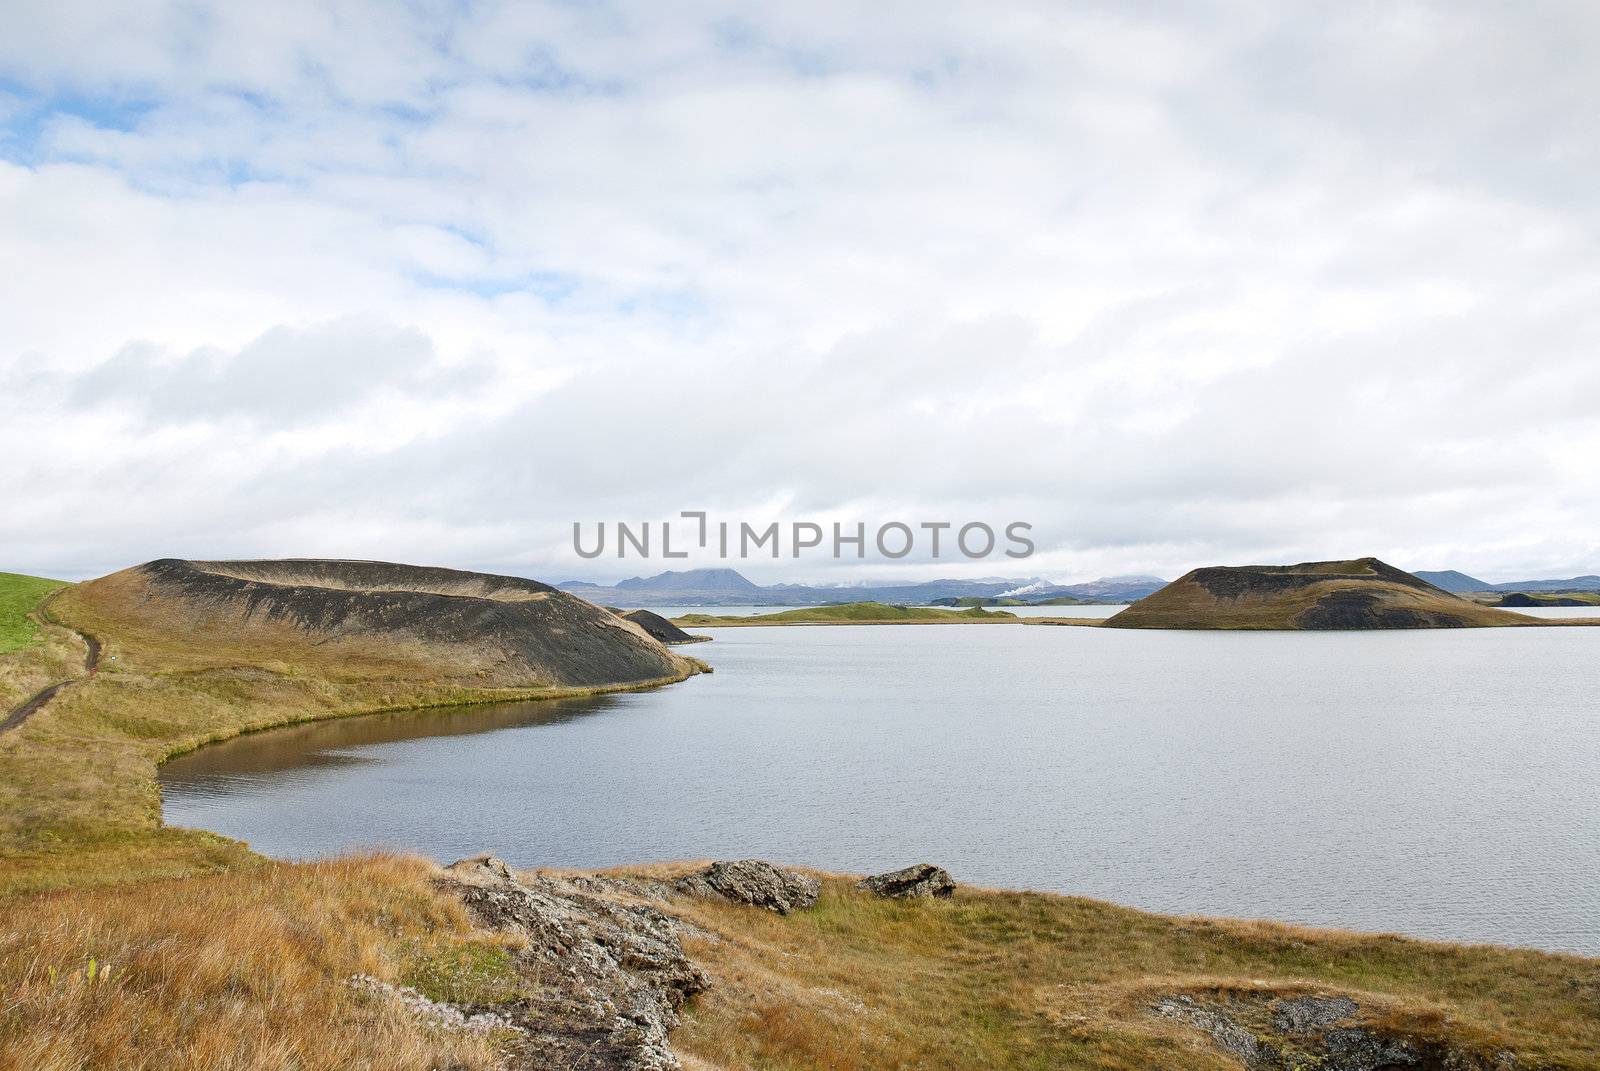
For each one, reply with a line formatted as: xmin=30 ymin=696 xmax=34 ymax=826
xmin=0 ymin=582 xmax=713 ymax=895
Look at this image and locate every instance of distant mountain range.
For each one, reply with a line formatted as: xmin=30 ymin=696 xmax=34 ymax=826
xmin=557 ymin=568 xmax=1170 ymax=607
xmin=1414 ymin=570 xmax=1600 ymax=594
xmin=1412 ymin=570 xmax=1490 ymax=593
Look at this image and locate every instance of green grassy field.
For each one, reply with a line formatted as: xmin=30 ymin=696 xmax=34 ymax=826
xmin=0 ymin=571 xmax=67 ymax=654
xmin=675 ymin=601 xmax=1019 ymax=625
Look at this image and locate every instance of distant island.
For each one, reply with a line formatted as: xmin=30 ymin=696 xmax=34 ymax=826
xmin=558 ymin=567 xmax=1167 ymax=607
xmin=1494 ymin=591 xmax=1600 ymax=608
xmin=930 ymin=594 xmax=1092 ymax=606
xmin=1106 ymin=558 xmax=1549 ymax=630
xmin=673 ymin=602 xmax=1020 ymax=626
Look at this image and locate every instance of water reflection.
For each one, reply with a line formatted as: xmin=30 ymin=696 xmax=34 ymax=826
xmin=161 ymin=695 xmax=617 ymax=792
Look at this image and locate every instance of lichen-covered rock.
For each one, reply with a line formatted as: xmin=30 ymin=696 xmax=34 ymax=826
xmin=1320 ymin=1027 xmax=1422 ymax=1069
xmin=435 ymin=855 xmax=710 ymax=1071
xmin=1152 ymin=990 xmax=1513 ymax=1071
xmin=673 ymin=859 xmax=819 ymax=914
xmin=443 ymin=853 xmax=515 ymax=886
xmin=1152 ymin=995 xmax=1279 ymax=1069
xmin=348 ymin=973 xmax=512 ymax=1034
xmin=856 ymin=863 xmax=956 ymax=899
xmin=1272 ymin=994 xmax=1358 ymax=1035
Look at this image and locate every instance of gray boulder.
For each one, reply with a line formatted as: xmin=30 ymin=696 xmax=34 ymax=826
xmin=856 ymin=863 xmax=956 ymax=899
xmin=673 ymin=859 xmax=819 ymax=914
xmin=443 ymin=852 xmax=515 ymax=886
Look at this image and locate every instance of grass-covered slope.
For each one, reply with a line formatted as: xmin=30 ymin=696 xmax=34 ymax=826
xmin=1106 ymin=558 xmax=1538 ymax=630
xmin=0 ymin=559 xmax=704 ymax=893
xmin=671 ymin=867 xmax=1600 ymax=1070
xmin=67 ymin=558 xmax=692 ymax=689
xmin=674 ymin=602 xmax=1018 ymax=626
xmin=3 ymin=856 xmax=1596 ymax=1070
xmin=0 ymin=571 xmax=66 ymax=654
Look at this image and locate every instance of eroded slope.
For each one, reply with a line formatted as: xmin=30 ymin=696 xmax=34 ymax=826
xmin=59 ymin=558 xmax=694 ymax=688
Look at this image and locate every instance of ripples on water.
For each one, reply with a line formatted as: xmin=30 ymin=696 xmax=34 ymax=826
xmin=161 ymin=622 xmax=1600 ymax=955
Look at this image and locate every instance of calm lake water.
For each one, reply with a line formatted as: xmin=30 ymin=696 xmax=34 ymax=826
xmin=639 ymin=604 xmax=1130 ymax=618
xmin=161 ymin=623 xmax=1600 ymax=955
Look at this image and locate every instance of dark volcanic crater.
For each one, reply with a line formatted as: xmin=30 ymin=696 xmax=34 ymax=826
xmin=1107 ymin=557 xmax=1533 ymax=631
xmin=100 ymin=558 xmax=696 ymax=689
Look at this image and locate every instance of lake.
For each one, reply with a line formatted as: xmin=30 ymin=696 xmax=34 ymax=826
xmin=161 ymin=622 xmax=1600 ymax=955
xmin=638 ymin=604 xmax=1131 ymax=618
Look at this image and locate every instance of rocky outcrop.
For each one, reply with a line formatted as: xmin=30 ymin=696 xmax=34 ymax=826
xmin=1272 ymin=994 xmax=1358 ymax=1035
xmin=1151 ymin=991 xmax=1516 ymax=1071
xmin=348 ymin=973 xmax=512 ymax=1034
xmin=1153 ymin=994 xmax=1276 ymax=1068
xmin=856 ymin=863 xmax=955 ymax=899
xmin=673 ymin=859 xmax=820 ymax=915
xmin=434 ymin=855 xmax=710 ymax=1071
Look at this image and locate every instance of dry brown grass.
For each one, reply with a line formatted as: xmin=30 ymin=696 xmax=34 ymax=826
xmin=6 ymin=860 xmax=1597 ymax=1071
xmin=652 ymin=874 xmax=1600 ymax=1071
xmin=0 ymin=854 xmax=508 ymax=1071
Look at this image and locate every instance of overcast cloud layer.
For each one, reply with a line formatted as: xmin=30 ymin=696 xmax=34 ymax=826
xmin=3 ymin=1 xmax=1598 ymax=584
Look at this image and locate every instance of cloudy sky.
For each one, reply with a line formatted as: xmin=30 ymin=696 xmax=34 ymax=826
xmin=3 ymin=2 xmax=1598 ymax=585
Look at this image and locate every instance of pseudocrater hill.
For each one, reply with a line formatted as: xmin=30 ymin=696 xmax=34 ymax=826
xmin=62 ymin=558 xmax=701 ymax=688
xmin=1105 ymin=557 xmax=1537 ymax=630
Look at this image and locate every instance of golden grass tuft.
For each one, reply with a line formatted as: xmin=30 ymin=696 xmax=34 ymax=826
xmin=0 ymin=854 xmax=506 ymax=1071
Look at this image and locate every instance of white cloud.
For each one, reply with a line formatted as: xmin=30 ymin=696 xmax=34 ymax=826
xmin=2 ymin=1 xmax=1599 ymax=584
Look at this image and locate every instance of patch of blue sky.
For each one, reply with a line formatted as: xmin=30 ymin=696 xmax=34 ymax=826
xmin=0 ymin=79 xmax=158 ymax=163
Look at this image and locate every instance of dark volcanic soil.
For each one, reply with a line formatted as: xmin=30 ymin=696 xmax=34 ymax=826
xmin=1188 ymin=558 xmax=1442 ymax=600
xmin=1106 ymin=557 xmax=1530 ymax=631
xmin=1292 ymin=590 xmax=1477 ymax=629
xmin=620 ymin=609 xmax=709 ymax=645
xmin=109 ymin=559 xmax=696 ymax=689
